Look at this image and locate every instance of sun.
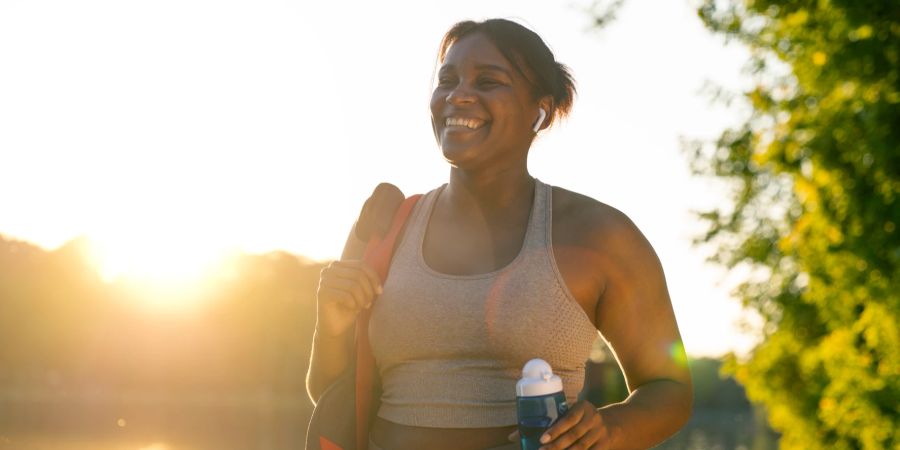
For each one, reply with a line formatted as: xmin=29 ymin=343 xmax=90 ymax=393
xmin=90 ymin=235 xmax=225 ymax=283
xmin=86 ymin=230 xmax=235 ymax=311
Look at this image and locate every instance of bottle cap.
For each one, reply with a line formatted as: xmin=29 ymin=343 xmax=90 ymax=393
xmin=516 ymin=358 xmax=564 ymax=397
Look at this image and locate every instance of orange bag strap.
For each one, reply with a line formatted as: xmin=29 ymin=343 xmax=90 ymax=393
xmin=355 ymin=194 xmax=421 ymax=450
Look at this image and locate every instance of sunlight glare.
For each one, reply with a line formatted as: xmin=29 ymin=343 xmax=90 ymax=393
xmin=138 ymin=443 xmax=172 ymax=450
xmin=87 ymin=229 xmax=235 ymax=311
xmin=90 ymin=231 xmax=235 ymax=313
xmin=91 ymin=235 xmax=226 ymax=284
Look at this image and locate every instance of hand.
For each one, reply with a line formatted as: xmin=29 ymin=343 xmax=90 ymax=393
xmin=316 ymin=260 xmax=383 ymax=338
xmin=538 ymin=400 xmax=612 ymax=450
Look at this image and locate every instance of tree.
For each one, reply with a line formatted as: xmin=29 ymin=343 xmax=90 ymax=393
xmin=690 ymin=1 xmax=899 ymax=449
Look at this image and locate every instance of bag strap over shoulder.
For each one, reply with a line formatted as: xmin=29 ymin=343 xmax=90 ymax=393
xmin=355 ymin=194 xmax=421 ymax=450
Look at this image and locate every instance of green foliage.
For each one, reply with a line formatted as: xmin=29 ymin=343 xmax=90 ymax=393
xmin=692 ymin=1 xmax=900 ymax=448
xmin=585 ymin=0 xmax=627 ymax=30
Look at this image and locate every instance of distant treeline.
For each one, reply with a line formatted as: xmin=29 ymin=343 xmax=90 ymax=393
xmin=0 ymin=234 xmax=321 ymax=395
xmin=0 ymin=233 xmax=750 ymax=412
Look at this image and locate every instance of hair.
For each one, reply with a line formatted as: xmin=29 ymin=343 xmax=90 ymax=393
xmin=437 ymin=18 xmax=577 ymax=127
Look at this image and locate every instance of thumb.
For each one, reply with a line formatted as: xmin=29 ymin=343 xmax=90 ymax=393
xmin=508 ymin=430 xmax=519 ymax=442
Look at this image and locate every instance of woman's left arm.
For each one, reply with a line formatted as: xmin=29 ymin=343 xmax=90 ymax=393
xmin=540 ymin=211 xmax=693 ymax=450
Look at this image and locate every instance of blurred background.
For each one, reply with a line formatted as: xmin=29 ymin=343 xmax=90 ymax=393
xmin=0 ymin=0 xmax=896 ymax=449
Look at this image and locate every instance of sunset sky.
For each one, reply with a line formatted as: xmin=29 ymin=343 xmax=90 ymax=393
xmin=0 ymin=0 xmax=759 ymax=357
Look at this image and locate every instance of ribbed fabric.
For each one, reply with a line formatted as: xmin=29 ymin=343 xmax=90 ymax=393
xmin=368 ymin=179 xmax=599 ymax=428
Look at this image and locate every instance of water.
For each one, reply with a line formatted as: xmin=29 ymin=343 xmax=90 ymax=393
xmin=653 ymin=410 xmax=779 ymax=450
xmin=0 ymin=423 xmax=779 ymax=450
xmin=518 ymin=421 xmax=550 ymax=450
xmin=0 ymin=395 xmax=776 ymax=450
xmin=517 ymin=392 xmax=568 ymax=450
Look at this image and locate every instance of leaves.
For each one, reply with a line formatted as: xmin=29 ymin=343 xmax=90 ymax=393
xmin=692 ymin=0 xmax=900 ymax=448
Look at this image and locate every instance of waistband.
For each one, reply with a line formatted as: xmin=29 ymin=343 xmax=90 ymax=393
xmin=368 ymin=437 xmax=519 ymax=450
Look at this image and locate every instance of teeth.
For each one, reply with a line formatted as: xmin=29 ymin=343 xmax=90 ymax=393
xmin=445 ymin=117 xmax=484 ymax=130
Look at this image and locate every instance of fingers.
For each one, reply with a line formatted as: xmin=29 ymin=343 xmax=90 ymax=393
xmin=318 ymin=285 xmax=359 ymax=311
xmin=539 ymin=401 xmax=609 ymax=450
xmin=315 ymin=259 xmax=385 ymax=338
xmin=328 ymin=266 xmax=377 ymax=301
xmin=540 ymin=402 xmax=585 ymax=447
xmin=544 ymin=415 xmax=600 ymax=450
xmin=580 ymin=426 xmax=608 ymax=450
xmin=336 ymin=260 xmax=383 ymax=294
xmin=318 ymin=261 xmax=384 ymax=310
xmin=324 ymin=277 xmax=372 ymax=310
xmin=508 ymin=430 xmax=519 ymax=443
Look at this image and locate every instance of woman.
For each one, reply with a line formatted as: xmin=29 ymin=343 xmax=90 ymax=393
xmin=308 ymin=19 xmax=692 ymax=450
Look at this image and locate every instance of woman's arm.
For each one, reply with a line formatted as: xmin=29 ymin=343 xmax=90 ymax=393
xmin=540 ymin=209 xmax=693 ymax=450
xmin=305 ymin=183 xmax=405 ymax=404
xmin=305 ymin=221 xmax=369 ymax=405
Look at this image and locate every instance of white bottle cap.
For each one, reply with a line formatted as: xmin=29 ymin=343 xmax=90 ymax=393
xmin=516 ymin=358 xmax=564 ymax=397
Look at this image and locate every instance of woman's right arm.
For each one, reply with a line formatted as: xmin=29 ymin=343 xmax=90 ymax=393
xmin=305 ymin=183 xmax=405 ymax=404
xmin=305 ymin=224 xmax=380 ymax=404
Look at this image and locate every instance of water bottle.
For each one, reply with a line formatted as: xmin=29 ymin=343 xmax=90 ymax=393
xmin=516 ymin=359 xmax=569 ymax=450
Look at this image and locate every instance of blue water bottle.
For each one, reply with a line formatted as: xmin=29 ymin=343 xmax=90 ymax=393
xmin=516 ymin=359 xmax=569 ymax=450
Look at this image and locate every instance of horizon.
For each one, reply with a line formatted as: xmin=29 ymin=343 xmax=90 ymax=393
xmin=1 ymin=229 xmax=743 ymax=360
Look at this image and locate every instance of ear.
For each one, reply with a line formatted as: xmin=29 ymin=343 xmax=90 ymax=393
xmin=535 ymin=95 xmax=554 ymax=132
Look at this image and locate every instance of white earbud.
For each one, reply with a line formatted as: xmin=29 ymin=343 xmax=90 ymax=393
xmin=533 ymin=108 xmax=547 ymax=132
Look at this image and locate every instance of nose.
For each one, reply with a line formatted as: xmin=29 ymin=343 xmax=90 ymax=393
xmin=446 ymin=83 xmax=476 ymax=105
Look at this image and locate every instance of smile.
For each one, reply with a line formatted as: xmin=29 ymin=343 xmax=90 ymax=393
xmin=445 ymin=117 xmax=487 ymax=130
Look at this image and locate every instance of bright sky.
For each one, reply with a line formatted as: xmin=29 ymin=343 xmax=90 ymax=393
xmin=0 ymin=0 xmax=760 ymax=357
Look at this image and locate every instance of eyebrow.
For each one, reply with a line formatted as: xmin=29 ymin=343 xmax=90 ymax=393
xmin=438 ymin=63 xmax=513 ymax=78
xmin=474 ymin=64 xmax=513 ymax=78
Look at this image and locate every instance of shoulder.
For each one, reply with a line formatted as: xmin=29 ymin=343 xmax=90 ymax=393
xmin=550 ymin=186 xmax=651 ymax=257
xmin=550 ymin=185 xmax=663 ymax=287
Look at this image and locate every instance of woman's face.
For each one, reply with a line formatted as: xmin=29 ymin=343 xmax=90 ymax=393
xmin=430 ymin=32 xmax=543 ymax=169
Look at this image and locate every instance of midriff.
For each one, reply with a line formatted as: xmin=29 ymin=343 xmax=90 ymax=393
xmin=370 ymin=416 xmax=518 ymax=450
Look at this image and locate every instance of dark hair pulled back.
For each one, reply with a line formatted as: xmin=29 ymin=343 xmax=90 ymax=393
xmin=437 ymin=18 xmax=577 ymax=126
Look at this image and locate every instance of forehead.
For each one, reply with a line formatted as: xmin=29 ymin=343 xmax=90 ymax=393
xmin=440 ymin=32 xmax=514 ymax=73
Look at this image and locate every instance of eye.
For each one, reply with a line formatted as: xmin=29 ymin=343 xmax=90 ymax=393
xmin=477 ymin=78 xmax=501 ymax=88
xmin=437 ymin=75 xmax=457 ymax=87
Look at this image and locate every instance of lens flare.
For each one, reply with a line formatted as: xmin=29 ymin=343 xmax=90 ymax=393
xmin=668 ymin=341 xmax=689 ymax=368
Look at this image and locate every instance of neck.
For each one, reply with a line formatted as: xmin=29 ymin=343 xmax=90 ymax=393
xmin=443 ymin=165 xmax=535 ymax=216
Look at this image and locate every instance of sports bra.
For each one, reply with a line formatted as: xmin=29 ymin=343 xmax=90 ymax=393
xmin=368 ymin=179 xmax=599 ymax=427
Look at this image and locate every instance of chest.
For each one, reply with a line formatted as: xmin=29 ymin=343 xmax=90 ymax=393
xmin=422 ymin=197 xmax=531 ymax=276
xmin=369 ymin=254 xmax=598 ymax=373
xmin=421 ymin=201 xmax=605 ymax=329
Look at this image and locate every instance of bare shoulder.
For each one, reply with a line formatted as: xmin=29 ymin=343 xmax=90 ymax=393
xmin=551 ymin=186 xmax=652 ymax=257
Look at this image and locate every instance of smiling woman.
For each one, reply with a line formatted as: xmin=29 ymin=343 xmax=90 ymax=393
xmin=430 ymin=20 xmax=574 ymax=170
xmin=308 ymin=18 xmax=692 ymax=450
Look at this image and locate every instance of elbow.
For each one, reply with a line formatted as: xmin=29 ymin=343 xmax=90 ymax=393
xmin=645 ymin=377 xmax=694 ymax=430
xmin=675 ymin=379 xmax=693 ymax=429
xmin=666 ymin=364 xmax=694 ymax=429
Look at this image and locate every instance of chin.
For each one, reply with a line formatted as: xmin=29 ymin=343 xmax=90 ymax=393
xmin=440 ymin=142 xmax=481 ymax=167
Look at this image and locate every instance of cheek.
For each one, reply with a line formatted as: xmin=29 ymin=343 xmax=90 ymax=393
xmin=489 ymin=106 xmax=527 ymax=135
xmin=488 ymin=92 xmax=528 ymax=124
xmin=430 ymin=90 xmax=445 ymax=116
xmin=429 ymin=91 xmax=444 ymax=141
